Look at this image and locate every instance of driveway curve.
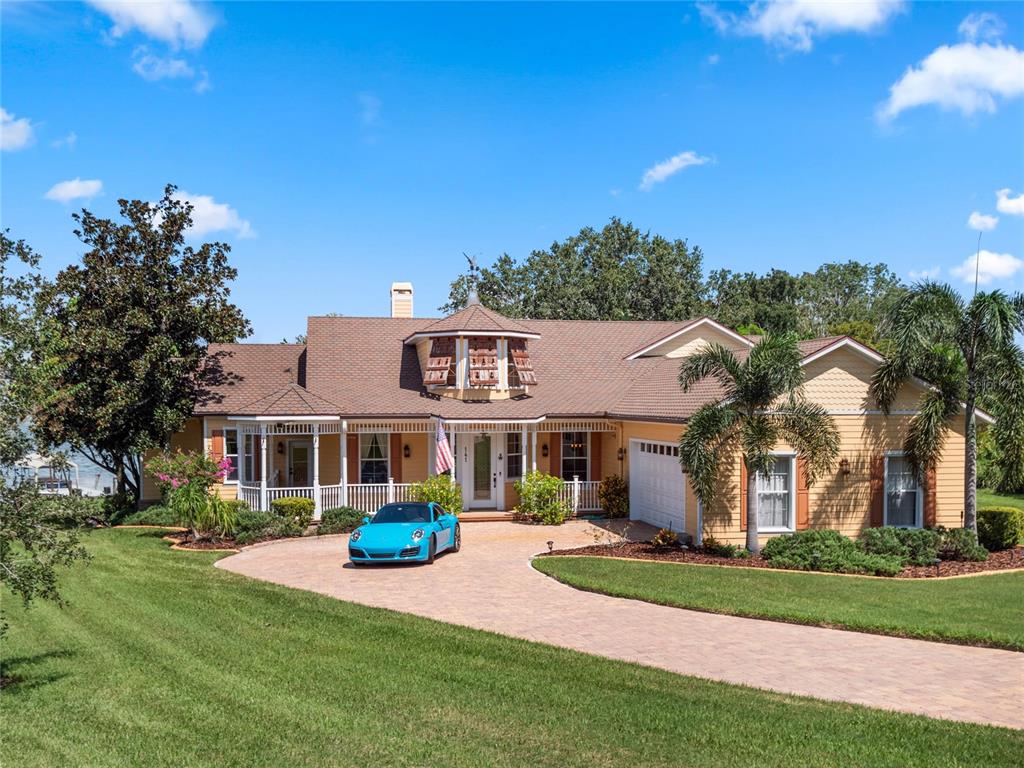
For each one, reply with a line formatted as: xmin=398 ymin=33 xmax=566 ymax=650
xmin=216 ymin=520 xmax=1023 ymax=729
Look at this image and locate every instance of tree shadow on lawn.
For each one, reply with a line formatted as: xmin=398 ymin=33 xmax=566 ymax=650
xmin=0 ymin=649 xmax=76 ymax=692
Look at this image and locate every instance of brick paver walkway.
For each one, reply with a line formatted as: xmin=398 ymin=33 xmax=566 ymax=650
xmin=217 ymin=520 xmax=1024 ymax=729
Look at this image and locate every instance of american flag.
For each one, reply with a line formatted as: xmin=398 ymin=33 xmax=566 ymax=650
xmin=435 ymin=419 xmax=454 ymax=475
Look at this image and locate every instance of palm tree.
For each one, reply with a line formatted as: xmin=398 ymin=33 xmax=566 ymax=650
xmin=870 ymin=283 xmax=1024 ymax=533
xmin=678 ymin=334 xmax=840 ymax=554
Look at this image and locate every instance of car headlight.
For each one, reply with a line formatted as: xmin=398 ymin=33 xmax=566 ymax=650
xmin=411 ymin=529 xmax=424 ymax=541
xmin=350 ymin=530 xmax=361 ymax=542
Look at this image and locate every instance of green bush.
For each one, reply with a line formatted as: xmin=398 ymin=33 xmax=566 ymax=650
xmin=977 ymin=507 xmax=1024 ymax=551
xmin=762 ymin=529 xmax=903 ymax=576
xmin=233 ymin=508 xmax=277 ymax=546
xmin=318 ymin=506 xmax=367 ymax=535
xmin=270 ymin=496 xmax=315 ymax=535
xmin=937 ymin=527 xmax=989 ymax=562
xmin=598 ymin=475 xmax=629 ymax=518
xmin=99 ymin=492 xmax=137 ymax=524
xmin=701 ymin=535 xmax=750 ymax=559
xmin=858 ymin=526 xmax=940 ymax=566
xmin=410 ymin=474 xmax=462 ymax=514
xmin=120 ymin=505 xmax=183 ymax=527
xmin=513 ymin=472 xmax=571 ymax=525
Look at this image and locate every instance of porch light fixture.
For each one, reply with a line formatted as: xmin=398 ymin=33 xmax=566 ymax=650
xmin=617 ymin=447 xmax=625 ymax=461
xmin=839 ymin=458 xmax=850 ymax=477
xmin=542 ymin=443 xmax=548 ymax=458
xmin=276 ymin=441 xmax=284 ymax=455
xmin=403 ymin=444 xmax=411 ymax=459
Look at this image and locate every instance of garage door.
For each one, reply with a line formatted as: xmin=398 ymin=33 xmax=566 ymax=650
xmin=629 ymin=439 xmax=686 ymax=532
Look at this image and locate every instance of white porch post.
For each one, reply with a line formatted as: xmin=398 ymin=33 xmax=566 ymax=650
xmin=521 ymin=424 xmax=528 ymax=475
xmin=259 ymin=424 xmax=268 ymax=512
xmin=340 ymin=420 xmax=348 ymax=506
xmin=427 ymin=418 xmax=437 ymax=477
xmin=530 ymin=428 xmax=538 ymax=473
xmin=312 ymin=423 xmax=321 ymax=520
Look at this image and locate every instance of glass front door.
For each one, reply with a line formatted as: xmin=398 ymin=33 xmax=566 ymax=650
xmin=472 ymin=434 xmax=493 ymax=505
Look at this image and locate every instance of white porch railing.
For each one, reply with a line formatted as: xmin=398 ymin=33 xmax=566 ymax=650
xmin=347 ymin=482 xmax=415 ymax=513
xmin=558 ymin=477 xmax=601 ymax=515
xmin=236 ymin=480 xmax=414 ymax=515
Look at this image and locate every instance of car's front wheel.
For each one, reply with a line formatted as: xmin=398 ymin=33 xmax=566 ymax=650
xmin=425 ymin=534 xmax=436 ymax=564
xmin=452 ymin=524 xmax=461 ymax=553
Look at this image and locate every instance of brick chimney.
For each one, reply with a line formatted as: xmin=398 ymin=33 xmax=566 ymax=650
xmin=390 ymin=282 xmax=414 ymax=318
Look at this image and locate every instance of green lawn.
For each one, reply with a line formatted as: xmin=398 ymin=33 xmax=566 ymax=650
xmin=979 ymin=488 xmax=1024 ymax=514
xmin=2 ymin=531 xmax=1022 ymax=768
xmin=534 ymin=556 xmax=1024 ymax=651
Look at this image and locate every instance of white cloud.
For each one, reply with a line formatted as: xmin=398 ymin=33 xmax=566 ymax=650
xmin=950 ymin=250 xmax=1024 ymax=285
xmin=996 ymin=188 xmax=1024 ymax=217
xmin=878 ymin=39 xmax=1024 ymax=121
xmin=194 ymin=69 xmax=211 ymax=94
xmin=909 ymin=266 xmax=941 ymax=280
xmin=52 ymin=131 xmax=78 ymax=149
xmin=968 ymin=211 xmax=998 ymax=231
xmin=44 ymin=178 xmax=103 ymax=203
xmin=706 ymin=53 xmax=721 ymax=65
xmin=958 ymin=12 xmax=1005 ymax=43
xmin=172 ymin=191 xmax=254 ymax=239
xmin=1 ymin=107 xmax=35 ymax=151
xmin=358 ymin=92 xmax=381 ymax=126
xmin=132 ymin=47 xmax=194 ymax=80
xmin=87 ymin=0 xmax=215 ymax=49
xmin=639 ymin=151 xmax=711 ymax=191
xmin=698 ymin=1 xmax=904 ymax=52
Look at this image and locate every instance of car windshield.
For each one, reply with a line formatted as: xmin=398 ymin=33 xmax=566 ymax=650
xmin=372 ymin=503 xmax=432 ymax=524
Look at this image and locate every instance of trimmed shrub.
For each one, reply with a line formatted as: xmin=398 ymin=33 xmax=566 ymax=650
xmin=513 ymin=472 xmax=571 ymax=525
xmin=410 ymin=474 xmax=462 ymax=514
xmin=651 ymin=528 xmax=679 ymax=548
xmin=859 ymin=526 xmax=940 ymax=566
xmin=858 ymin=526 xmax=905 ymax=560
xmin=120 ymin=505 xmax=183 ymax=527
xmin=762 ymin=529 xmax=903 ymax=577
xmin=977 ymin=507 xmax=1024 ymax=551
xmin=233 ymin=509 xmax=277 ymax=546
xmin=937 ymin=527 xmax=989 ymax=562
xmin=701 ymin=536 xmax=750 ymax=559
xmin=318 ymin=506 xmax=366 ymax=535
xmin=598 ymin=475 xmax=629 ymax=518
xmin=270 ymin=496 xmax=315 ymax=535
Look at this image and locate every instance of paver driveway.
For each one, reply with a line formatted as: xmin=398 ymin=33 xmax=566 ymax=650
xmin=217 ymin=520 xmax=1024 ymax=729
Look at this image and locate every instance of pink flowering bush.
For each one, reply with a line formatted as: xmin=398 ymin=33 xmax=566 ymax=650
xmin=147 ymin=451 xmax=236 ymax=539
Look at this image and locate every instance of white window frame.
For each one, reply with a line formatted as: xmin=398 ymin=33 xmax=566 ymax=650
xmin=755 ymin=452 xmax=796 ymax=533
xmin=359 ymin=432 xmax=391 ymax=485
xmin=561 ymin=431 xmax=589 ymax=481
xmin=883 ymin=451 xmax=923 ymax=529
xmin=223 ymin=428 xmax=240 ymax=485
xmin=506 ymin=432 xmax=523 ymax=480
xmin=242 ymin=433 xmax=255 ymax=484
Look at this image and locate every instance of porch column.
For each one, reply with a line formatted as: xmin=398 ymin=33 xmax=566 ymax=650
xmin=427 ymin=418 xmax=437 ymax=477
xmin=259 ymin=423 xmax=268 ymax=512
xmin=312 ymin=423 xmax=321 ymax=520
xmin=530 ymin=428 xmax=537 ymax=473
xmin=340 ymin=420 xmax=348 ymax=506
xmin=521 ymin=424 xmax=528 ymax=475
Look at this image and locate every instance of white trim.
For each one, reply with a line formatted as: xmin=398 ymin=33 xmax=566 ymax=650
xmin=222 ymin=427 xmax=240 ymax=485
xmin=404 ymin=330 xmax=541 ymax=344
xmin=227 ymin=415 xmax=340 ymax=422
xmin=625 ymin=317 xmax=755 ymax=360
xmin=202 ymin=417 xmax=209 ymax=458
xmin=358 ymin=432 xmax=391 ymax=485
xmin=755 ymin=451 xmax=796 ymax=534
xmin=883 ymin=451 xmax=923 ymax=529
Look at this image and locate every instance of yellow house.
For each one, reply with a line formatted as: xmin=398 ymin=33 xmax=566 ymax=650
xmin=143 ymin=284 xmax=983 ymax=546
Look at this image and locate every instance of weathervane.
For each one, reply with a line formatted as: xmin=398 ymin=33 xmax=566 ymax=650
xmin=463 ymin=252 xmax=481 ymax=306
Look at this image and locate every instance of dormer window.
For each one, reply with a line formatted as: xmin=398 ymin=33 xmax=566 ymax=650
xmin=508 ymin=338 xmax=537 ymax=386
xmin=423 ymin=337 xmax=456 ymax=387
xmin=468 ymin=337 xmax=500 ymax=387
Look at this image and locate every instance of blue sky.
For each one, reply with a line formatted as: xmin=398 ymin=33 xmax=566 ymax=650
xmin=2 ymin=1 xmax=1023 ymax=342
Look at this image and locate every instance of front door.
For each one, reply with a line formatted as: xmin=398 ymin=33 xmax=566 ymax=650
xmin=288 ymin=441 xmax=312 ymax=487
xmin=469 ymin=434 xmax=496 ymax=508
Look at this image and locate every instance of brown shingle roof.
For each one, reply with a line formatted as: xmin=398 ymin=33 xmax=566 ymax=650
xmin=232 ymin=383 xmax=342 ymax=416
xmin=195 ymin=344 xmax=305 ymax=415
xmin=407 ymin=303 xmax=539 ymax=339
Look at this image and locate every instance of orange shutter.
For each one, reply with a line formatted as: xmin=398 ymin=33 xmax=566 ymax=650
xmin=590 ymin=433 xmax=602 ymax=482
xmin=924 ymin=467 xmax=937 ymax=527
xmin=508 ymin=338 xmax=538 ymax=386
xmin=869 ymin=455 xmax=885 ymax=527
xmin=390 ymin=433 xmax=403 ymax=483
xmin=468 ymin=337 xmax=500 ymax=386
xmin=211 ymin=429 xmax=224 ymax=463
xmin=796 ymin=456 xmax=810 ymax=530
xmin=347 ymin=434 xmax=359 ymax=485
xmin=739 ymin=458 xmax=748 ymax=531
xmin=548 ymin=433 xmax=561 ymax=479
xmin=423 ymin=337 xmax=455 ymax=386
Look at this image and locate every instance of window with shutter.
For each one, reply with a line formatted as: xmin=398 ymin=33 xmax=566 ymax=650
xmin=423 ymin=337 xmax=456 ymax=387
xmin=468 ymin=337 xmax=499 ymax=387
xmin=508 ymin=338 xmax=538 ymax=386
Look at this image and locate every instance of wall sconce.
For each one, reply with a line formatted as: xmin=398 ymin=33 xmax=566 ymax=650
xmin=276 ymin=441 xmax=284 ymax=455
xmin=542 ymin=443 xmax=549 ymax=458
xmin=403 ymin=444 xmax=411 ymax=459
xmin=839 ymin=458 xmax=850 ymax=477
xmin=617 ymin=447 xmax=625 ymax=461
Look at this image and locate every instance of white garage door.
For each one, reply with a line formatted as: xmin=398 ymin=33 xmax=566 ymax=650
xmin=629 ymin=439 xmax=686 ymax=532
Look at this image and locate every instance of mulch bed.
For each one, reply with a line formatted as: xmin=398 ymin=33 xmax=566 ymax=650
xmin=542 ymin=541 xmax=1024 ymax=579
xmin=163 ymin=533 xmax=238 ymax=551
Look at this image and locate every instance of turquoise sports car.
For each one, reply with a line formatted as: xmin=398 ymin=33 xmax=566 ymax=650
xmin=348 ymin=501 xmax=461 ymax=565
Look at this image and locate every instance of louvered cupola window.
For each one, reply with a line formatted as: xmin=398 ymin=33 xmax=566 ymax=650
xmin=423 ymin=337 xmax=456 ymax=387
xmin=468 ymin=337 xmax=500 ymax=387
xmin=508 ymin=338 xmax=537 ymax=386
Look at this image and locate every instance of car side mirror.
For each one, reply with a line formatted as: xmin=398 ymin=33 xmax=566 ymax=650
xmin=362 ymin=516 xmax=370 ymax=525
